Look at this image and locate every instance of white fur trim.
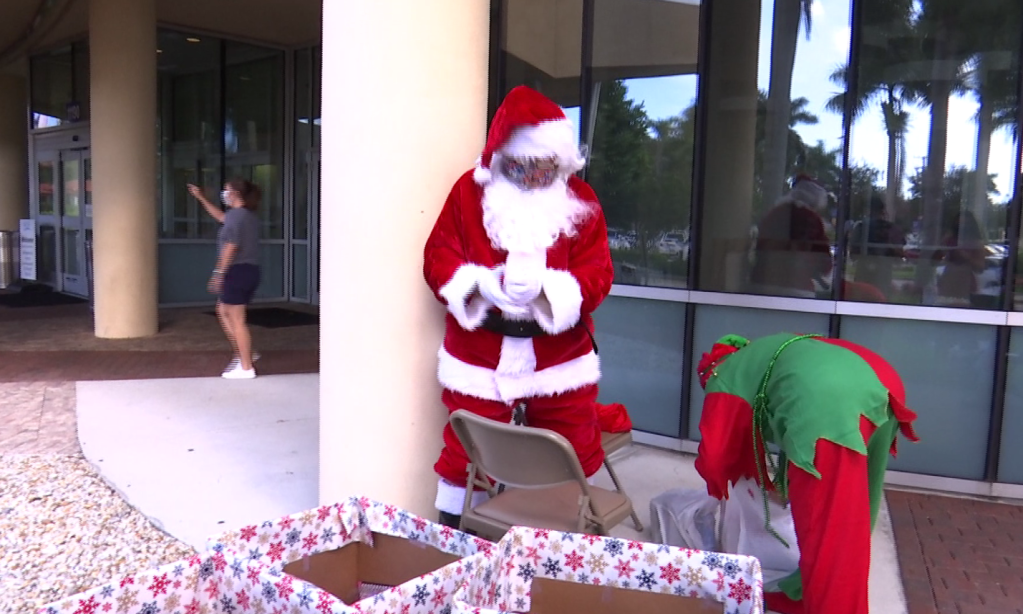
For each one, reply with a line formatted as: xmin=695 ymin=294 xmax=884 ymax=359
xmin=473 ymin=164 xmax=492 ymax=185
xmin=438 ymin=345 xmax=600 ymax=404
xmin=531 ymin=269 xmax=584 ymax=335
xmin=438 ymin=264 xmax=492 ymax=330
xmin=496 ymin=337 xmax=537 ymax=375
xmin=502 ymin=119 xmax=586 ymax=175
xmin=435 ymin=479 xmax=491 ymax=516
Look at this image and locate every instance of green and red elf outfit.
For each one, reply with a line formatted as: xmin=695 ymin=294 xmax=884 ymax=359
xmin=695 ymin=332 xmax=919 ymax=614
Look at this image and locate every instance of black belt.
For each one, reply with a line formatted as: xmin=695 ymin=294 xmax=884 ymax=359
xmin=481 ymin=312 xmax=547 ymax=338
xmin=480 ymin=311 xmax=600 ymax=355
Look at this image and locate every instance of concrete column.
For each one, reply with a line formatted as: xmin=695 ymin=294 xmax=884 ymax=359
xmin=0 ymin=74 xmax=28 ymax=232
xmin=319 ymin=0 xmax=490 ymax=517
xmin=89 ymin=0 xmax=158 ymax=338
xmin=697 ymin=1 xmax=761 ymax=292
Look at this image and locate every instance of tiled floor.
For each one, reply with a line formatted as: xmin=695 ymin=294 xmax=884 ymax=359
xmin=3 ymin=300 xmax=1023 ymax=614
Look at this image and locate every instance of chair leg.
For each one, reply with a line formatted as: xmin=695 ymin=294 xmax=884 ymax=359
xmin=604 ymin=458 xmax=644 ymax=531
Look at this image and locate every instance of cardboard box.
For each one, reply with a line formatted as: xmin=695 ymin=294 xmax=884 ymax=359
xmin=37 ymin=552 xmax=223 ymax=614
xmin=452 ymin=527 xmax=765 ymax=614
xmin=208 ymin=496 xmax=493 ymax=613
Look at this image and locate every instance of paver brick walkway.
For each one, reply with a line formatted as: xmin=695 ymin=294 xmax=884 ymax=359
xmin=887 ymin=489 xmax=1023 ymax=614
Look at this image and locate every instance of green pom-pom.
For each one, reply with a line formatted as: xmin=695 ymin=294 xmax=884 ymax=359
xmin=715 ymin=334 xmax=750 ymax=349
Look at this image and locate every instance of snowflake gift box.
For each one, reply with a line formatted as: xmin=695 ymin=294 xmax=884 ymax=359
xmin=451 ymin=526 xmax=765 ymax=614
xmin=206 ymin=495 xmax=495 ymax=613
xmin=37 ymin=552 xmax=227 ymax=614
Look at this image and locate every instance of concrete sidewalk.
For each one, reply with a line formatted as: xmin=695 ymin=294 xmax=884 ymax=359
xmin=75 ymin=374 xmax=908 ymax=613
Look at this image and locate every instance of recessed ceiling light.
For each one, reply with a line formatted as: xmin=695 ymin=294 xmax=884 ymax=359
xmin=186 ymin=37 xmax=201 ymax=43
xmin=156 ymin=49 xmax=163 ymax=53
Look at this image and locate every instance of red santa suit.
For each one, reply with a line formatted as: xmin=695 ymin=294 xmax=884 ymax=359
xmin=423 ymin=86 xmax=614 ymax=515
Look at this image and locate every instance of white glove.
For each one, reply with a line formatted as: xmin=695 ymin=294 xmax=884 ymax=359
xmin=504 ymin=276 xmax=541 ymax=304
xmin=478 ymin=269 xmax=529 ymax=317
xmin=503 ymin=251 xmax=544 ymax=305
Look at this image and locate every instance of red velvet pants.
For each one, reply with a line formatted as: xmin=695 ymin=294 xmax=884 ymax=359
xmin=433 ymin=385 xmax=605 ymax=488
xmin=764 ymin=416 xmax=879 ymax=614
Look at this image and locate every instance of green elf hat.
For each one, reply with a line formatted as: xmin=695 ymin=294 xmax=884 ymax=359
xmin=697 ymin=334 xmax=750 ymax=388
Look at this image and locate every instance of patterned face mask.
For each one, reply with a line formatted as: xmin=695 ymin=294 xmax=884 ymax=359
xmin=499 ymin=156 xmax=560 ymax=190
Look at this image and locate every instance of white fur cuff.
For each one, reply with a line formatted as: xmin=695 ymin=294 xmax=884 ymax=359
xmin=435 ymin=479 xmax=491 ymax=515
xmin=438 ymin=264 xmax=492 ymax=330
xmin=531 ymin=269 xmax=584 ymax=334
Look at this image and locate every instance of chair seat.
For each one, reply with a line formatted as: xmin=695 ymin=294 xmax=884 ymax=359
xmin=471 ymin=482 xmax=632 ymax=534
xmin=601 ymin=431 xmax=632 ymax=456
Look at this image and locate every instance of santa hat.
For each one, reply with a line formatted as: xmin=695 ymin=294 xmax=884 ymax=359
xmin=787 ymin=175 xmax=829 ymax=211
xmin=474 ymin=85 xmax=586 ymax=185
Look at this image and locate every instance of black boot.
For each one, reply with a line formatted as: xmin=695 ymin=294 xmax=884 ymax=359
xmin=438 ymin=511 xmax=462 ymax=529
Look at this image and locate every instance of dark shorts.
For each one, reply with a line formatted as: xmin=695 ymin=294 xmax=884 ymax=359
xmin=220 ymin=263 xmax=261 ymax=305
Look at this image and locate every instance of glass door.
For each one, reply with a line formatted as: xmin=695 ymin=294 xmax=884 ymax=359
xmin=58 ymin=149 xmax=91 ymax=297
xmin=310 ymin=150 xmax=320 ymax=305
xmin=34 ymin=152 xmax=60 ymax=286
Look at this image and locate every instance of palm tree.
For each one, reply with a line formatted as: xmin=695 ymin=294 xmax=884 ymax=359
xmin=761 ymin=0 xmax=815 ymax=209
xmin=826 ymin=0 xmax=918 ymax=219
xmin=755 ymin=93 xmax=819 ymax=213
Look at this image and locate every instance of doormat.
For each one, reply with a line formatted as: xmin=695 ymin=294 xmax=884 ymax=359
xmin=205 ymin=306 xmax=319 ymax=329
xmin=0 ymin=291 xmax=87 ymax=308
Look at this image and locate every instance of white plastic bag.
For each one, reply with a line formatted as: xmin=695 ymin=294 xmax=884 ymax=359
xmin=649 ymin=487 xmax=720 ymax=551
xmin=720 ymin=477 xmax=800 ymax=585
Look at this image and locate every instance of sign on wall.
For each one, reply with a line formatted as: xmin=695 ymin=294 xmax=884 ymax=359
xmin=19 ymin=219 xmax=36 ymax=281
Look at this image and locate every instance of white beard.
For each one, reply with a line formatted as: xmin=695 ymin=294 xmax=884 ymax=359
xmin=481 ymin=176 xmax=594 ymax=254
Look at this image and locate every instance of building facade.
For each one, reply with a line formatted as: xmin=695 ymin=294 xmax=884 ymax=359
xmin=1 ymin=0 xmax=1021 ymax=518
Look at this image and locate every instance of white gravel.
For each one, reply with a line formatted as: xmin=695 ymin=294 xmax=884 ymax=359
xmin=0 ymin=454 xmax=196 ymax=614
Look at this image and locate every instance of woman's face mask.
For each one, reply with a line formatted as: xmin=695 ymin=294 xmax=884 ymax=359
xmin=500 ymin=156 xmax=559 ymax=191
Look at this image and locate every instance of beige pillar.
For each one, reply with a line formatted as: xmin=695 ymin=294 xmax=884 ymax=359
xmin=89 ymin=0 xmax=158 ymax=338
xmin=0 ymin=74 xmax=28 ymax=232
xmin=319 ymin=0 xmax=490 ymax=518
xmin=697 ymin=1 xmax=761 ymax=292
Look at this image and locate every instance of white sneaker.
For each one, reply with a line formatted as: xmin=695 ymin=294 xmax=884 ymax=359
xmin=223 ymin=352 xmax=261 ymax=374
xmin=222 ymin=364 xmax=256 ymax=380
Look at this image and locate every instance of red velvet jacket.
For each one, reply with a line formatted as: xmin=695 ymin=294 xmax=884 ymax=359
xmin=423 ymin=170 xmax=614 ymax=403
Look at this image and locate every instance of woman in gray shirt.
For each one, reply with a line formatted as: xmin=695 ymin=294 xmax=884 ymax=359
xmin=188 ymin=179 xmax=262 ymax=379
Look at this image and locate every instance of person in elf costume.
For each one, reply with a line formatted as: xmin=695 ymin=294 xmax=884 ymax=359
xmin=423 ymin=85 xmax=615 ymax=528
xmin=694 ymin=332 xmax=919 ymax=614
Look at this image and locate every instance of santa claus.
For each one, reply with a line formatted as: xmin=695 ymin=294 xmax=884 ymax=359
xmin=423 ymin=86 xmax=614 ymax=527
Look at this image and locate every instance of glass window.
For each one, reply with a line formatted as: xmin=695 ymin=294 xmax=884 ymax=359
xmin=1000 ymin=328 xmax=1023 ymax=484
xmin=496 ymin=0 xmax=583 ymax=113
xmin=697 ymin=0 xmax=852 ymax=297
xmin=156 ymin=30 xmax=222 ymax=239
xmin=841 ymin=317 xmax=995 ymax=480
xmin=225 ymin=42 xmax=285 ymax=240
xmin=72 ymin=41 xmax=91 ymax=122
xmin=593 ymin=296 xmax=687 ymax=437
xmin=687 ymin=305 xmax=830 ymax=439
xmin=38 ymin=160 xmax=56 ymax=216
xmin=586 ymin=0 xmax=701 ymax=289
xmin=843 ymin=0 xmax=1020 ymax=309
xmin=30 ymin=47 xmax=73 ymax=129
xmin=294 ymin=48 xmax=312 ymax=241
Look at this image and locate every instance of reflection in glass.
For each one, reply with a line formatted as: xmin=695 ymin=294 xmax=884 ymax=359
xmin=37 ymin=225 xmax=57 ymax=284
xmin=698 ymin=0 xmax=852 ymax=297
xmin=225 ymin=42 xmax=285 ymax=240
xmin=38 ymin=161 xmax=55 ymax=215
xmin=497 ymin=0 xmax=583 ymax=112
xmin=593 ymin=296 xmax=686 ymax=437
xmin=63 ymin=229 xmax=80 ymax=276
xmin=842 ymin=0 xmax=1020 ymax=309
xmin=84 ymin=158 xmax=92 ymax=215
xmin=841 ymin=317 xmax=994 ymax=480
xmin=687 ymin=305 xmax=830 ymax=439
xmin=587 ymin=1 xmax=701 ymax=289
xmin=62 ymin=159 xmax=80 ymax=217
xmin=157 ymin=30 xmax=221 ymax=239
xmin=30 ymin=47 xmax=73 ymax=129
xmin=294 ymin=48 xmax=313 ymax=241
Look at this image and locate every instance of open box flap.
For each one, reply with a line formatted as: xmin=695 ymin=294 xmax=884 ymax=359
xmin=38 ymin=552 xmax=225 ymax=614
xmin=452 ymin=526 xmax=765 ymax=614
